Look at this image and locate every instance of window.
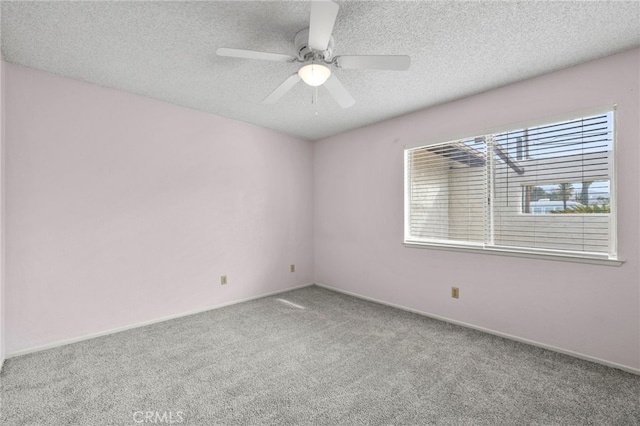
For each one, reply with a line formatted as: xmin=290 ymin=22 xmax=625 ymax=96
xmin=404 ymin=110 xmax=617 ymax=262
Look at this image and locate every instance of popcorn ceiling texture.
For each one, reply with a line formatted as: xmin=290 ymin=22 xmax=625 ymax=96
xmin=1 ymin=1 xmax=639 ymax=140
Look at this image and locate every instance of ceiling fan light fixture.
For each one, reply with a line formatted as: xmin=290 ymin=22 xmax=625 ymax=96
xmin=298 ymin=63 xmax=331 ymax=86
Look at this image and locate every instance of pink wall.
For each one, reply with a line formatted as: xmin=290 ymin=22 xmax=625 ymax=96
xmin=5 ymin=64 xmax=313 ymax=354
xmin=314 ymin=48 xmax=640 ymax=371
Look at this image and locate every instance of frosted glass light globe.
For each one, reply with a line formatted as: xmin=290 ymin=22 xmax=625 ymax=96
xmin=298 ymin=63 xmax=331 ymax=86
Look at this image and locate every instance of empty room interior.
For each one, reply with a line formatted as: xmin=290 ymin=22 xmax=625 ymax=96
xmin=1 ymin=1 xmax=639 ymax=425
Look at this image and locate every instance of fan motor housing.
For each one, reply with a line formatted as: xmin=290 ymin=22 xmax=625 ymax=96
xmin=294 ymin=28 xmax=334 ymax=62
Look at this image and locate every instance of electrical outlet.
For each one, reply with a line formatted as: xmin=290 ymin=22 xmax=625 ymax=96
xmin=451 ymin=287 xmax=459 ymax=299
xmin=290 ymin=264 xmax=295 ymax=272
xmin=221 ymin=275 xmax=227 ymax=285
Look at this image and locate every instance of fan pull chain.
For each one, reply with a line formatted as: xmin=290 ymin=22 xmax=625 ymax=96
xmin=313 ymin=86 xmax=318 ymax=117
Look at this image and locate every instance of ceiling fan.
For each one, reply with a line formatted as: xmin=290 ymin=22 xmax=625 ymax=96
xmin=216 ymin=0 xmax=411 ymax=108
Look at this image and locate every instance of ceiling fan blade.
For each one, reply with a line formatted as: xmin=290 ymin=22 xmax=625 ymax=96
xmin=216 ymin=48 xmax=295 ymax=63
xmin=308 ymin=0 xmax=339 ymax=51
xmin=335 ymin=55 xmax=411 ymax=71
xmin=262 ymin=74 xmax=302 ymax=104
xmin=323 ymin=75 xmax=355 ymax=108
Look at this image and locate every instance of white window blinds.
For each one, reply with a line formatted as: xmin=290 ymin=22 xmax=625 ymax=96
xmin=405 ymin=111 xmax=616 ymax=260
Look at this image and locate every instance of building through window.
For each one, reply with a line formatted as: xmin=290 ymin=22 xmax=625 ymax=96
xmin=405 ymin=110 xmax=616 ymax=260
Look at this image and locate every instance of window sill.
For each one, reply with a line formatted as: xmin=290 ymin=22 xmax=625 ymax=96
xmin=403 ymin=241 xmax=624 ymax=267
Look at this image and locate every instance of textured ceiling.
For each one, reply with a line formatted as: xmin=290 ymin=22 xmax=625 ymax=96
xmin=1 ymin=1 xmax=639 ymax=141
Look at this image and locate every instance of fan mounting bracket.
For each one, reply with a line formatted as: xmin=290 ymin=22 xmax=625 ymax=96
xmin=294 ymin=28 xmax=334 ymax=62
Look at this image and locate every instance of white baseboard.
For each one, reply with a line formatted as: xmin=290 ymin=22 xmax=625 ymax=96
xmin=7 ymin=283 xmax=314 ymax=359
xmin=315 ymin=283 xmax=640 ymax=376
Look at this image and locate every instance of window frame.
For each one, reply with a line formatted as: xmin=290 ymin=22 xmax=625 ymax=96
xmin=403 ymin=106 xmax=623 ymax=266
